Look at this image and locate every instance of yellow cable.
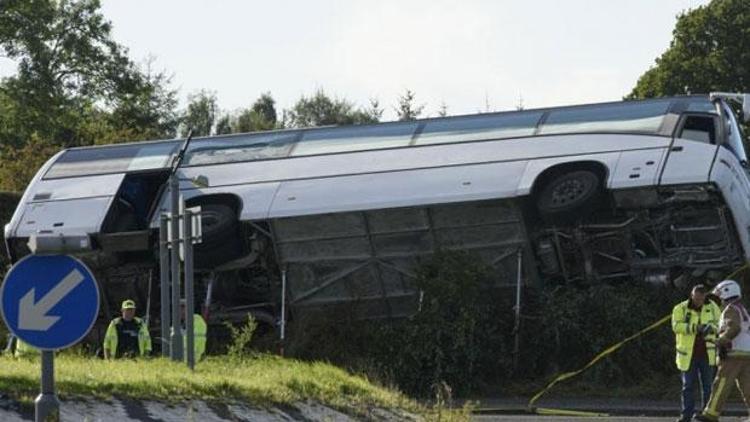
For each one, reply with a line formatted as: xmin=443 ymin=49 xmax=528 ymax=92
xmin=525 ymin=263 xmax=749 ymax=418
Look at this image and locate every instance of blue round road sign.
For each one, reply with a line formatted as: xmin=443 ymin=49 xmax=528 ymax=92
xmin=0 ymin=255 xmax=100 ymax=350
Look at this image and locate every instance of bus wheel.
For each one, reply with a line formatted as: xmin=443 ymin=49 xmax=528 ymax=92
xmin=535 ymin=170 xmax=601 ymax=223
xmin=195 ymin=203 xmax=243 ymax=269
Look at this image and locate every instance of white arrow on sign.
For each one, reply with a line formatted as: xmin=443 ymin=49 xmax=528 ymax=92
xmin=17 ymin=269 xmax=85 ymax=331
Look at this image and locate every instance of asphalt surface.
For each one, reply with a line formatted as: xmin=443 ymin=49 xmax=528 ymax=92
xmin=467 ymin=397 xmax=750 ymax=421
xmin=474 ymin=416 xmax=748 ymax=421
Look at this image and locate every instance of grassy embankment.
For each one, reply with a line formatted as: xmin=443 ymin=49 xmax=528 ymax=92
xmin=0 ymin=353 xmax=438 ymax=418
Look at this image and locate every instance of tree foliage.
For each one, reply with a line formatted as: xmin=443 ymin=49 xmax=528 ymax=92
xmin=209 ymin=92 xmax=279 ymax=135
xmin=394 ymin=89 xmax=424 ymax=121
xmin=181 ymin=90 xmax=219 ymax=137
xmin=0 ymin=0 xmax=179 ymax=191
xmin=250 ymin=92 xmax=277 ymax=127
xmin=285 ymin=90 xmax=379 ymax=128
xmin=629 ymin=0 xmax=750 ymax=99
xmin=105 ymin=59 xmax=179 ymax=142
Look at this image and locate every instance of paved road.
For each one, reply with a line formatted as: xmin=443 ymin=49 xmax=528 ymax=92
xmin=466 ymin=397 xmax=749 ymax=421
xmin=475 ymin=416 xmax=747 ymax=421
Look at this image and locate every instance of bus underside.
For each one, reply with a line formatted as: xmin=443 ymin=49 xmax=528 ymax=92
xmin=83 ymin=182 xmax=744 ymax=349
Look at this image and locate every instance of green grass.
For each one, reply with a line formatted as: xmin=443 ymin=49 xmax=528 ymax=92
xmin=0 ymin=353 xmax=427 ymax=418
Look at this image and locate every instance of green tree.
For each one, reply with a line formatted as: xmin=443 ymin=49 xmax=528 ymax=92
xmin=394 ymin=89 xmax=424 ymax=121
xmin=437 ymin=101 xmax=448 ymax=117
xmin=106 ymin=59 xmax=179 ymax=142
xmin=285 ymin=90 xmax=378 ymax=128
xmin=210 ymin=93 xmax=279 ymax=134
xmin=629 ymin=0 xmax=750 ymax=99
xmin=251 ymin=92 xmax=277 ymax=127
xmin=0 ymin=0 xmax=180 ymax=191
xmin=181 ymin=89 xmax=218 ymax=137
xmin=366 ymin=98 xmax=384 ymax=122
xmin=0 ymin=0 xmax=141 ymax=145
xmin=0 ymin=134 xmax=60 ymax=191
xmin=235 ymin=108 xmax=275 ymax=133
xmin=215 ymin=114 xmax=232 ymax=135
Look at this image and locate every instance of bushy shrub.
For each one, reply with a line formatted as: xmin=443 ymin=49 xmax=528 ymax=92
xmin=373 ymin=250 xmax=513 ymax=396
xmin=225 ymin=314 xmax=258 ymax=359
xmin=287 ymin=251 xmax=513 ymax=396
xmin=520 ymin=283 xmax=683 ymax=385
xmin=0 ymin=191 xmax=21 ymax=339
xmin=286 ymin=250 xmax=705 ymax=398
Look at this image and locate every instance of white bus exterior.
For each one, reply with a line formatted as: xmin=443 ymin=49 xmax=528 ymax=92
xmin=5 ymin=94 xmax=750 ymax=327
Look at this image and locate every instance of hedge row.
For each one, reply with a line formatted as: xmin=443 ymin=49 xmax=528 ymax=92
xmin=286 ymin=250 xmax=686 ymax=398
xmin=0 ymin=191 xmax=21 ymax=269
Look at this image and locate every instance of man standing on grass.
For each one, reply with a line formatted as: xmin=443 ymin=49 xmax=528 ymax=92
xmin=671 ymin=284 xmax=721 ymax=422
xmin=103 ymin=299 xmax=152 ymax=359
xmin=695 ymin=280 xmax=750 ymax=421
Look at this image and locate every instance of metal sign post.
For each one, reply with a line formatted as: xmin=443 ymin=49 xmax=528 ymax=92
xmin=184 ymin=207 xmax=195 ymax=370
xmin=159 ymin=213 xmax=171 ymax=357
xmin=169 ymin=175 xmax=183 ymax=361
xmin=280 ymin=268 xmax=287 ymax=356
xmin=160 ymin=196 xmax=202 ymax=367
xmin=36 ymin=351 xmax=59 ymax=422
xmin=512 ymin=248 xmax=523 ymax=371
xmin=1 ymin=254 xmax=100 ymax=422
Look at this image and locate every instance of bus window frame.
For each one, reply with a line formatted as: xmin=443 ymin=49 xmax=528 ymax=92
xmin=675 ymin=113 xmax=720 ymax=145
xmin=716 ymin=100 xmax=749 ymax=166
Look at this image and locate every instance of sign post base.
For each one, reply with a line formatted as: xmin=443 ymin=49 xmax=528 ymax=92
xmin=35 ymin=351 xmax=59 ymax=422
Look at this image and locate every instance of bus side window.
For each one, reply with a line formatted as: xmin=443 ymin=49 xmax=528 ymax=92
xmin=679 ymin=114 xmax=717 ymax=144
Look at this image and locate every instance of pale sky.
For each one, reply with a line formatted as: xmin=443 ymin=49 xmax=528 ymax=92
xmin=2 ymin=0 xmax=711 ymax=120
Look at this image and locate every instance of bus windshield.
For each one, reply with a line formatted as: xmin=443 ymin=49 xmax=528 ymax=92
xmin=721 ymin=101 xmax=749 ymax=165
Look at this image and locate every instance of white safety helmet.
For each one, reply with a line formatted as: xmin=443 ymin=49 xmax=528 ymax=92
xmin=713 ymin=279 xmax=742 ymax=300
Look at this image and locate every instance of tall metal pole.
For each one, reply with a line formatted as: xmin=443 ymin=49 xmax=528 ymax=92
xmin=184 ymin=208 xmax=195 ymax=370
xmin=169 ymin=176 xmax=183 ymax=361
xmin=513 ymin=249 xmax=523 ymax=370
xmin=35 ymin=351 xmax=59 ymax=422
xmin=159 ymin=213 xmax=170 ymax=357
xmin=280 ymin=268 xmax=287 ymax=356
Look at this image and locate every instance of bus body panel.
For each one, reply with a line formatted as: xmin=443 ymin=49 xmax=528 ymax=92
xmin=9 ymin=172 xmax=125 ymax=241
xmin=170 ymin=137 xmax=664 ymax=226
xmin=515 ymin=153 xmax=622 ymax=197
xmin=176 ymin=134 xmax=669 ymax=188
xmin=268 ymin=160 xmax=528 ymax=218
xmin=24 ymin=173 xmax=124 ymax=202
xmin=609 ymin=148 xmax=668 ymax=189
xmin=4 ymin=150 xmax=65 ymax=241
xmin=14 ymin=196 xmax=113 ymax=238
xmin=174 ymin=182 xmax=281 ymax=222
xmin=710 ymin=145 xmax=750 ymax=259
xmin=659 ymin=138 xmax=718 ymax=185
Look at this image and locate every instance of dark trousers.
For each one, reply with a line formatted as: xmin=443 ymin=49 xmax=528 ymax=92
xmin=682 ymin=357 xmax=714 ymax=419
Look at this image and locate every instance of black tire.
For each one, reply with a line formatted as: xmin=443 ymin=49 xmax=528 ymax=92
xmin=535 ymin=170 xmax=602 ymax=223
xmin=194 ymin=203 xmax=243 ymax=269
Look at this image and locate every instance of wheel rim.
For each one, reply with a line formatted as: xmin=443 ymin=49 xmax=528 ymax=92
xmin=549 ymin=177 xmax=593 ymax=208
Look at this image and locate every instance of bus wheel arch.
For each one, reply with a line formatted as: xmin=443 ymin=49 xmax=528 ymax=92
xmin=531 ymin=161 xmax=608 ymax=223
xmin=185 ymin=194 xmax=244 ymax=269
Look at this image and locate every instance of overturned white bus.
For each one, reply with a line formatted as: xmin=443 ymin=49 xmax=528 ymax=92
xmin=5 ymin=93 xmax=750 ymax=337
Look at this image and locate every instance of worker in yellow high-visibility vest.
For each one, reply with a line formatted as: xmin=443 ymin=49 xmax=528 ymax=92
xmin=180 ymin=299 xmax=207 ymax=361
xmin=103 ymin=299 xmax=152 ymax=359
xmin=671 ymin=284 xmax=721 ymax=422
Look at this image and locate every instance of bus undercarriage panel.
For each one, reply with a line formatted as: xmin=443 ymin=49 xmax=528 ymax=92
xmin=83 ymin=183 xmax=745 ymax=340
